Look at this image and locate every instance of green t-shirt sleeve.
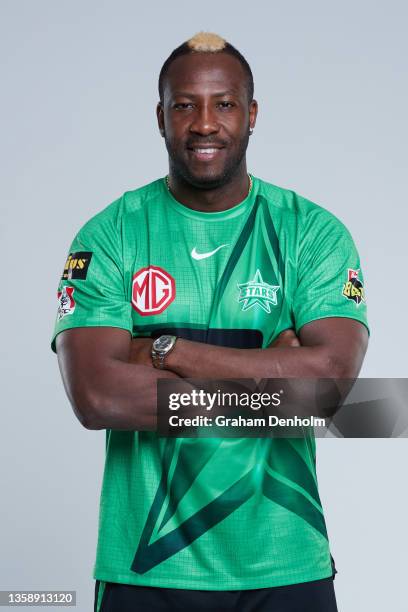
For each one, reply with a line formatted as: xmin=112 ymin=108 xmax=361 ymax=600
xmin=293 ymin=208 xmax=369 ymax=335
xmin=51 ymin=212 xmax=133 ymax=353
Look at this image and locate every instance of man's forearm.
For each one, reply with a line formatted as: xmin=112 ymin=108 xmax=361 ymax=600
xmin=162 ymin=338 xmax=359 ymax=418
xmin=165 ymin=339 xmax=345 ymax=380
xmin=85 ymin=361 xmax=182 ymax=431
xmin=163 ymin=319 xmax=368 ymax=381
xmin=58 ymin=351 xmax=181 ymax=431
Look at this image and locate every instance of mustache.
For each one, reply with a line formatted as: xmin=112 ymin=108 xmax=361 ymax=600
xmin=185 ymin=137 xmax=229 ymax=148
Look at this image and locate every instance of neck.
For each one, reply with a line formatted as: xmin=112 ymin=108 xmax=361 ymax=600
xmin=167 ymin=162 xmax=251 ymax=213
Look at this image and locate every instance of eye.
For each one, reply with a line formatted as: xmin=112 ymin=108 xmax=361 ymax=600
xmin=217 ymin=101 xmax=235 ymax=109
xmin=173 ymin=102 xmax=194 ymax=110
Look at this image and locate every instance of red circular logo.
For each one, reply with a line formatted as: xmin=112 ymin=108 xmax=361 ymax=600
xmin=131 ymin=266 xmax=175 ymax=315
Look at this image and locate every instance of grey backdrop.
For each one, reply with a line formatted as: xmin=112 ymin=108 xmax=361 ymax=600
xmin=1 ymin=1 xmax=407 ymax=610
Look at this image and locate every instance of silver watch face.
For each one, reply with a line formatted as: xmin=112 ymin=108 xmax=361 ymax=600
xmin=153 ymin=335 xmax=175 ymax=354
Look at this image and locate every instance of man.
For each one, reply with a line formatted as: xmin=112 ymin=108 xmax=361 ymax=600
xmin=52 ymin=32 xmax=369 ymax=612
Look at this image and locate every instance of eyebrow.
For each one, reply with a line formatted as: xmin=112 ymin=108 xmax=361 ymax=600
xmin=171 ymin=89 xmax=239 ymax=98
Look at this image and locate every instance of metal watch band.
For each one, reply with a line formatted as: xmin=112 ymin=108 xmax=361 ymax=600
xmin=151 ymin=335 xmax=177 ymax=369
xmin=152 ymin=350 xmax=165 ymax=369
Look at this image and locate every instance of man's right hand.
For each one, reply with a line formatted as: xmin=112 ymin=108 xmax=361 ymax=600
xmin=268 ymin=329 xmax=301 ymax=348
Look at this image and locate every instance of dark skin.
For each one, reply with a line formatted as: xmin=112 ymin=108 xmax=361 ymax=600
xmin=57 ymin=327 xmax=301 ymax=430
xmin=56 ymin=51 xmax=369 ymax=430
xmin=157 ymin=52 xmax=258 ymax=211
xmin=129 ymin=320 xmax=367 ymax=381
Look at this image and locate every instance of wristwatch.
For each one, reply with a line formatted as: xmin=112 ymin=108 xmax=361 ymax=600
xmin=151 ymin=335 xmax=177 ymax=369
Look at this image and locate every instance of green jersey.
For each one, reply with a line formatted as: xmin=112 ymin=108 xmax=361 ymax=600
xmin=51 ymin=176 xmax=368 ymax=589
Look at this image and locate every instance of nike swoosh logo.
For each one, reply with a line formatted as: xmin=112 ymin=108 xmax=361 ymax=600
xmin=191 ymin=244 xmax=228 ymax=260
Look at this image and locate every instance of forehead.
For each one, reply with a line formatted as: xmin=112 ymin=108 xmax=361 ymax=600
xmin=163 ymin=52 xmax=248 ymax=98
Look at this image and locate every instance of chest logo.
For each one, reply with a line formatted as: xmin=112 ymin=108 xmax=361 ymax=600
xmin=132 ymin=266 xmax=176 ymax=316
xmin=237 ymin=269 xmax=280 ymax=313
xmin=191 ymin=244 xmax=228 ymax=260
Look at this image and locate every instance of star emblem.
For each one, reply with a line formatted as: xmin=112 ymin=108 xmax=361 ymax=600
xmin=130 ymin=437 xmax=328 ymax=574
xmin=237 ymin=269 xmax=280 ymax=313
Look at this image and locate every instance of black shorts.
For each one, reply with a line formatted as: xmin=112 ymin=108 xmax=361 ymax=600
xmin=94 ymin=575 xmax=338 ymax=612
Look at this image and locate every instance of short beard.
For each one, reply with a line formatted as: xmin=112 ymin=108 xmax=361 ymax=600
xmin=165 ymin=132 xmax=250 ymax=191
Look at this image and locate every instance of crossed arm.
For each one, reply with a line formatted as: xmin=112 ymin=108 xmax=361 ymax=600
xmin=56 ymin=318 xmax=368 ymax=430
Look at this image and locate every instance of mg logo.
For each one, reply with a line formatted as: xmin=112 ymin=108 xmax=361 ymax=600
xmin=132 ymin=266 xmax=175 ymax=315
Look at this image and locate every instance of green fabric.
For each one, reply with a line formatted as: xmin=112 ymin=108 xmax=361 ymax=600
xmin=51 ymin=176 xmax=368 ymax=589
xmin=95 ymin=581 xmax=106 ymax=612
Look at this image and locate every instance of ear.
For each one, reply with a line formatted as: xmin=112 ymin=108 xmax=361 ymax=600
xmin=249 ymin=99 xmax=258 ymax=131
xmin=156 ymin=102 xmax=165 ymax=137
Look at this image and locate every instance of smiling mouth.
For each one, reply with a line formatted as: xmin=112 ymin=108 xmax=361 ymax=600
xmin=187 ymin=146 xmax=225 ymax=161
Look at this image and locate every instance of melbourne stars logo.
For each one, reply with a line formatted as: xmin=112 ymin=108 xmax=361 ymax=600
xmin=237 ymin=269 xmax=280 ymax=313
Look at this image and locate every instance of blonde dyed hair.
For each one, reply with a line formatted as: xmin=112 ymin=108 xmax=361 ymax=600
xmin=158 ymin=33 xmax=254 ymax=101
xmin=186 ymin=32 xmax=227 ymax=53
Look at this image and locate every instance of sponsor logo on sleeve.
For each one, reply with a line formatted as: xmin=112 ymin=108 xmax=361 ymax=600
xmin=131 ymin=266 xmax=176 ymax=315
xmin=342 ymin=268 xmax=365 ymax=305
xmin=57 ymin=286 xmax=76 ymax=320
xmin=62 ymin=251 xmax=93 ymax=280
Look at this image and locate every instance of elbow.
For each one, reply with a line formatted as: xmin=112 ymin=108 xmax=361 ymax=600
xmin=77 ymin=411 xmax=104 ymax=431
xmin=321 ymin=351 xmax=360 ymax=380
xmin=70 ymin=388 xmax=107 ymax=430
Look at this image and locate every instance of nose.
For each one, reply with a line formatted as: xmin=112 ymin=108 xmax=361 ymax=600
xmin=189 ymin=103 xmax=219 ymax=136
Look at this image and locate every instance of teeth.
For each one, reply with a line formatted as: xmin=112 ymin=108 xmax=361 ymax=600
xmin=193 ymin=148 xmax=218 ymax=153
